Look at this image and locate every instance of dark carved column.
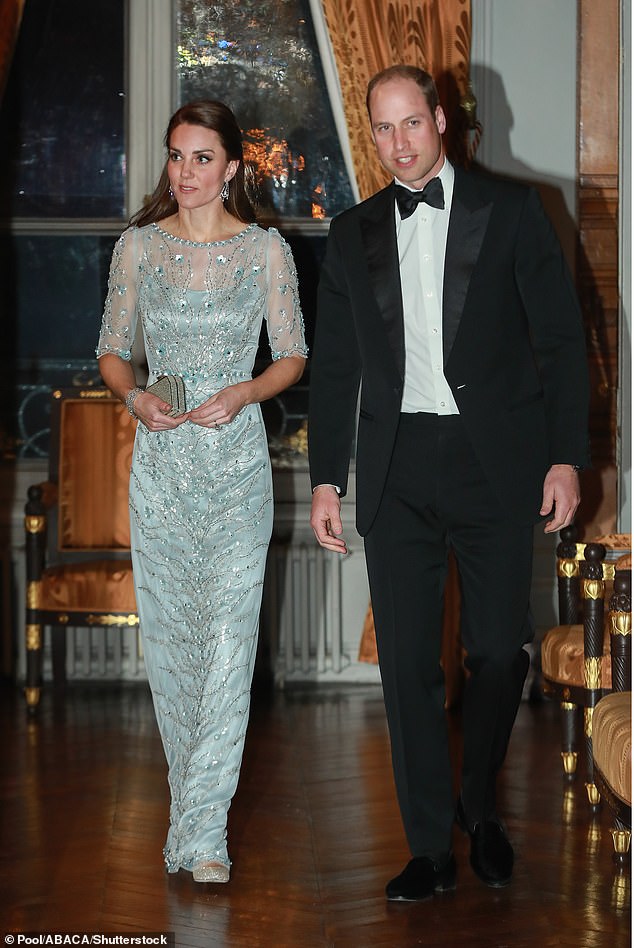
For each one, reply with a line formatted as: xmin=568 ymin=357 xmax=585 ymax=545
xmin=556 ymin=524 xmax=582 ymax=778
xmin=580 ymin=542 xmax=606 ymax=808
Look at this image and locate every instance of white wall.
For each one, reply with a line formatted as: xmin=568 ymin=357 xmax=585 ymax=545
xmin=471 ymin=0 xmax=578 ymax=266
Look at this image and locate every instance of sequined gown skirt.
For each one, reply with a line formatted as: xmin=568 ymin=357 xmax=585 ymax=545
xmin=129 ymin=399 xmax=273 ymax=872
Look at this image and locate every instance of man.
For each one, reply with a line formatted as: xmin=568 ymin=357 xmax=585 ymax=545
xmin=308 ymin=65 xmax=589 ymax=902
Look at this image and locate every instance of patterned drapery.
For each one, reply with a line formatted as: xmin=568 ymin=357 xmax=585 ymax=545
xmin=318 ymin=0 xmax=473 ymax=200
xmin=0 ymin=0 xmax=24 ymax=102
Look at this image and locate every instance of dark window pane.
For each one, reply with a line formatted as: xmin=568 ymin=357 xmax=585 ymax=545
xmin=1 ymin=233 xmax=115 ymax=359
xmin=0 ymin=0 xmax=125 ymax=218
xmin=176 ymin=0 xmax=354 ymax=219
xmin=0 ymin=232 xmax=116 ymax=457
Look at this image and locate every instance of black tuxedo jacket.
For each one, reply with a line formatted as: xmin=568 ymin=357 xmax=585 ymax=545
xmin=308 ymin=168 xmax=590 ymax=535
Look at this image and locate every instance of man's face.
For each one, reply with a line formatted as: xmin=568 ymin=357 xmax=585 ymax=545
xmin=368 ymin=77 xmax=446 ymax=189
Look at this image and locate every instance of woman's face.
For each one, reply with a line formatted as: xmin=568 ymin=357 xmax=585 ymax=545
xmin=167 ymin=122 xmax=238 ymax=210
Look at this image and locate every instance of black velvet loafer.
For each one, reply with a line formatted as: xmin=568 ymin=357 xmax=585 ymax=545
xmin=385 ymin=854 xmax=457 ymax=902
xmin=455 ymin=796 xmax=514 ymax=887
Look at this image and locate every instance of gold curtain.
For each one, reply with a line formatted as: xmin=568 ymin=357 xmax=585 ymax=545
xmin=319 ymin=0 xmax=473 ymax=200
xmin=0 ymin=0 xmax=25 ymax=102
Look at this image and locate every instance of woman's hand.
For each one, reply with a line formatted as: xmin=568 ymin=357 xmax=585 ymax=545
xmin=188 ymin=382 xmax=250 ymax=428
xmin=134 ymin=391 xmax=190 ymax=431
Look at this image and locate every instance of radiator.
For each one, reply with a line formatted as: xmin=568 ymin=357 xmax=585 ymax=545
xmin=265 ymin=542 xmax=344 ymax=683
xmin=51 ymin=624 xmax=146 ymax=682
xmin=264 ymin=541 xmax=378 ymax=686
xmin=14 ymin=542 xmax=378 ymax=686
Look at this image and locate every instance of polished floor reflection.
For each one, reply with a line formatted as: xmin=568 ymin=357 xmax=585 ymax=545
xmin=1 ymin=678 xmax=630 ymax=947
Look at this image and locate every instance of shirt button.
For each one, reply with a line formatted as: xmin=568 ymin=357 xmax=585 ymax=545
xmin=440 ymin=401 xmax=446 ymax=407
xmin=432 ymin=327 xmax=438 ymax=334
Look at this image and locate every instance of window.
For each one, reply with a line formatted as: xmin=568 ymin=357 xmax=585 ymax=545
xmin=175 ymin=0 xmax=353 ymax=220
xmin=0 ymin=0 xmax=125 ymax=218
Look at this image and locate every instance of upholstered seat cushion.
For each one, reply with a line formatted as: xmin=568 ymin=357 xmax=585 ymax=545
xmin=541 ymin=623 xmax=612 ymax=689
xmin=593 ymin=692 xmax=632 ymax=805
xmin=39 ymin=560 xmax=137 ymax=614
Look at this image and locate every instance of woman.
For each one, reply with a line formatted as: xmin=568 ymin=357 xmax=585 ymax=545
xmin=97 ymin=100 xmax=307 ymax=883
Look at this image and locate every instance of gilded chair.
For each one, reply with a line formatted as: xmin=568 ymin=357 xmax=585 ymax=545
xmin=541 ymin=528 xmax=631 ymax=805
xmin=24 ymin=388 xmax=138 ymax=710
xmin=592 ymin=560 xmax=631 ymax=865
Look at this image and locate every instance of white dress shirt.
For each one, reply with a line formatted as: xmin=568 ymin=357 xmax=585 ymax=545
xmin=395 ymin=159 xmax=459 ymax=415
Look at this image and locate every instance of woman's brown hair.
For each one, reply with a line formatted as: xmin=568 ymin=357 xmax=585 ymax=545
xmin=130 ymin=100 xmax=257 ymax=228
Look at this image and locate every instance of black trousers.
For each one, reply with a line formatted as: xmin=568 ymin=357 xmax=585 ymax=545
xmin=364 ymin=412 xmax=533 ymax=858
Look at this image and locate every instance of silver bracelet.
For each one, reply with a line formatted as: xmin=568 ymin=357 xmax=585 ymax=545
xmin=125 ymin=386 xmax=144 ymax=417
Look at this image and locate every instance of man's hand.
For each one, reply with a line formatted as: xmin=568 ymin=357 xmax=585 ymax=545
xmin=540 ymin=464 xmax=581 ymax=534
xmin=310 ymin=485 xmax=348 ymax=554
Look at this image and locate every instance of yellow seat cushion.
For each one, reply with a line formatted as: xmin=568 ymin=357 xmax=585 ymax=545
xmin=541 ymin=623 xmax=612 ymax=689
xmin=593 ymin=692 xmax=632 ymax=806
xmin=39 ymin=560 xmax=137 ymax=614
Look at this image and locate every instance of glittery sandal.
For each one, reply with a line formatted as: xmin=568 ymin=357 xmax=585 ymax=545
xmin=192 ymin=861 xmax=230 ymax=883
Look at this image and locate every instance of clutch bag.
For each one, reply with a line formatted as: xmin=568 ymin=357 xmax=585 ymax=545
xmin=145 ymin=375 xmax=187 ymax=417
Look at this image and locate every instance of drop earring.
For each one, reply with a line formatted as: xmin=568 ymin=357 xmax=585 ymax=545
xmin=168 ymin=185 xmax=174 ymax=198
xmin=220 ymin=180 xmax=229 ymax=202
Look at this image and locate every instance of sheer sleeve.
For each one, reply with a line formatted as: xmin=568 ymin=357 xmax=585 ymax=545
xmin=264 ymin=229 xmax=308 ymax=360
xmin=96 ymin=227 xmax=142 ymax=361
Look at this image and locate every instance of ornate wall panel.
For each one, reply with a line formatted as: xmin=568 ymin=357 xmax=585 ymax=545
xmin=576 ymin=0 xmax=620 ymax=538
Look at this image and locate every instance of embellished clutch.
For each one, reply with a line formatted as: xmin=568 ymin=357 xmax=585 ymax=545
xmin=145 ymin=375 xmax=187 ymax=417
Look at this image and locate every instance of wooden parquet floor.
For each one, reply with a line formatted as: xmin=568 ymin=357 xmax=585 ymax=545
xmin=0 ymin=677 xmax=630 ymax=947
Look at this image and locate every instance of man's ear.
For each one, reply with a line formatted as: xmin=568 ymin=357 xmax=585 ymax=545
xmin=435 ymin=106 xmax=447 ymax=135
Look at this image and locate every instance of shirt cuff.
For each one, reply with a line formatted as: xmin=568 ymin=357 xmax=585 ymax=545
xmin=313 ymin=483 xmax=341 ymax=494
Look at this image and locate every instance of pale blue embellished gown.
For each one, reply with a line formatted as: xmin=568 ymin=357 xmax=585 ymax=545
xmin=97 ymin=222 xmax=306 ymax=872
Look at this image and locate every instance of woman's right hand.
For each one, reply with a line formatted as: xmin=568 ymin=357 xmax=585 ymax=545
xmin=133 ymin=391 xmax=190 ymax=431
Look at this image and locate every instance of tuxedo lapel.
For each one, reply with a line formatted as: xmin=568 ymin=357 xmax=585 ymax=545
xmin=355 ymin=175 xmax=492 ymax=376
xmin=443 ymin=171 xmax=492 ymax=363
xmin=359 ymin=185 xmax=405 ymax=380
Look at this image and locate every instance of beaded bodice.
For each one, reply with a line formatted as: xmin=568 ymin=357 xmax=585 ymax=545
xmin=97 ymin=222 xmax=307 ymax=398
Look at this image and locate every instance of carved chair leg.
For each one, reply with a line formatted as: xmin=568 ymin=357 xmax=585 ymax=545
xmin=611 ymin=817 xmax=632 ymax=867
xmin=25 ymin=621 xmax=43 ymax=710
xmin=560 ymin=700 xmax=578 ymax=778
xmin=584 ymin=706 xmax=602 ymax=810
xmin=581 ymin=543 xmax=605 ymax=811
xmin=584 ymin=712 xmax=601 ymax=810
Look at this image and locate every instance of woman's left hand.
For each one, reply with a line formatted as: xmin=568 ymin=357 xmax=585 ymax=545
xmin=188 ymin=382 xmax=251 ymax=428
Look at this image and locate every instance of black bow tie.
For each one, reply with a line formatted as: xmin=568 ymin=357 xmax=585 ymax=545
xmin=395 ymin=178 xmax=445 ymax=218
